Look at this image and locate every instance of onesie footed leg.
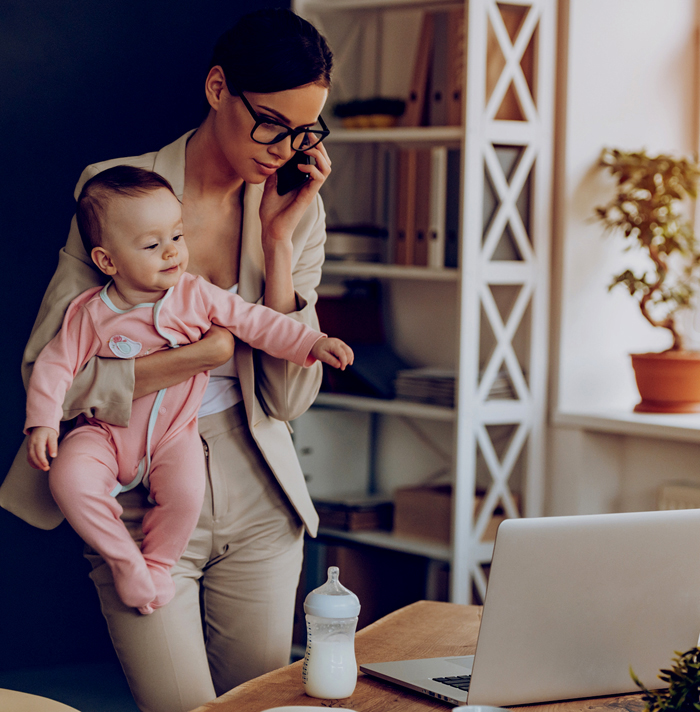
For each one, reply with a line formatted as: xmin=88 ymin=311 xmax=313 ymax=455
xmin=139 ymin=424 xmax=206 ymax=612
xmin=48 ymin=428 xmax=158 ymax=614
xmin=145 ymin=559 xmax=176 ymax=611
xmin=110 ymin=556 xmax=156 ymax=613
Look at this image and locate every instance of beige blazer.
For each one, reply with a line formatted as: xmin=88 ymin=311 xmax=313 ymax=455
xmin=0 ymin=130 xmax=323 ymax=535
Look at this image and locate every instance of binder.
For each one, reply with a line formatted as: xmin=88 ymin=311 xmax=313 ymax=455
xmin=428 ymin=146 xmax=448 ymax=268
xmin=444 ymin=148 xmax=461 ymax=268
xmin=446 ymin=7 xmax=465 ymax=126
xmin=413 ymin=149 xmax=432 ymax=266
xmin=397 ymin=148 xmax=449 ymax=268
xmin=429 ymin=12 xmax=449 ymax=126
xmin=403 ymin=13 xmax=434 ymax=127
xmin=394 ymin=149 xmax=418 ymax=265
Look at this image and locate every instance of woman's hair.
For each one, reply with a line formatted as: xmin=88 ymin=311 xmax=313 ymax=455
xmin=210 ymin=8 xmax=333 ymax=94
xmin=76 ymin=165 xmax=176 ymax=256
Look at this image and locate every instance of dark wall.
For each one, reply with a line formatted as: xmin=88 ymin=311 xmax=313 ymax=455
xmin=0 ymin=0 xmax=288 ymax=671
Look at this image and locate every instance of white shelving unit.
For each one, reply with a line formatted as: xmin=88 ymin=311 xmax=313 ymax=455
xmin=322 ymin=262 xmax=459 ymax=281
xmin=295 ymin=0 xmax=556 ymax=603
xmin=315 ymin=392 xmax=456 ymax=420
xmin=327 ymin=126 xmax=463 ymax=145
xmin=318 ymin=527 xmax=452 ymax=561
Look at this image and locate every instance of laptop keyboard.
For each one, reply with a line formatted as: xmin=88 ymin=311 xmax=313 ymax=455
xmin=433 ymin=674 xmax=472 ymax=691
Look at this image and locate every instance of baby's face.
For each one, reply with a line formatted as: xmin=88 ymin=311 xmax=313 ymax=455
xmin=100 ymin=188 xmax=188 ymax=293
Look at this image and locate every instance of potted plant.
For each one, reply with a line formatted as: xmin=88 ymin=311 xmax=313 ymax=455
xmin=594 ymin=148 xmax=700 ymax=413
xmin=631 ymin=646 xmax=700 ymax=711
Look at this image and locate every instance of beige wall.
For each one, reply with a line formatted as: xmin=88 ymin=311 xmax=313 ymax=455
xmin=548 ymin=0 xmax=700 ymax=515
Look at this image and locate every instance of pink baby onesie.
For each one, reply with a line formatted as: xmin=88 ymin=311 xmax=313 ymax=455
xmin=25 ymin=272 xmax=323 ymax=613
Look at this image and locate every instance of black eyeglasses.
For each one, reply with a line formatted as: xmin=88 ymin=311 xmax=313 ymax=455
xmin=233 ymin=86 xmax=330 ymax=152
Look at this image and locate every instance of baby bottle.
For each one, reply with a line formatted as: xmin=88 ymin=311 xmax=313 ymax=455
xmin=302 ymin=566 xmax=361 ymax=699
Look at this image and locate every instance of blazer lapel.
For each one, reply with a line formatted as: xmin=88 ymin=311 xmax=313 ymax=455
xmin=152 ymin=129 xmax=196 ymax=200
xmin=236 ymin=182 xmax=267 ymax=426
xmin=238 ymin=182 xmax=265 ymax=303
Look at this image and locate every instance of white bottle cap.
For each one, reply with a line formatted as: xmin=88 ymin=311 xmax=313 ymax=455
xmin=304 ymin=566 xmax=361 ymax=618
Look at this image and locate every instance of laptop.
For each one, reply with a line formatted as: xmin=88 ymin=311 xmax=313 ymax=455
xmin=360 ymin=508 xmax=700 ymax=707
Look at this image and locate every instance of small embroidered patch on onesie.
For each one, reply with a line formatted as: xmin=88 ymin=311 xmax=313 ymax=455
xmin=109 ymin=335 xmax=142 ymax=358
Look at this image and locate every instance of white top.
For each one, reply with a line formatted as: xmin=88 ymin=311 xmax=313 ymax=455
xmin=198 ymin=284 xmax=243 ymax=417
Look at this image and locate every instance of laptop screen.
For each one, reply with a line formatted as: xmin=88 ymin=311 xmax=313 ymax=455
xmin=467 ymin=508 xmax=700 ymax=706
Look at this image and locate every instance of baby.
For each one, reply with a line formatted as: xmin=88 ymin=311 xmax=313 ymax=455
xmin=25 ymin=165 xmax=352 ymax=615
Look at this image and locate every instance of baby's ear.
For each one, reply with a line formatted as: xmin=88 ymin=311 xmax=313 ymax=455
xmin=91 ymin=246 xmax=117 ymax=276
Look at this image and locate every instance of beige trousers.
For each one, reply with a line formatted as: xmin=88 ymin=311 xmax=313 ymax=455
xmin=85 ymin=402 xmax=305 ymax=712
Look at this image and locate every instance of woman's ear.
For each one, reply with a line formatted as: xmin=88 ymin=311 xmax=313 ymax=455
xmin=205 ymin=66 xmax=227 ymax=111
xmin=91 ymin=247 xmax=117 ymax=276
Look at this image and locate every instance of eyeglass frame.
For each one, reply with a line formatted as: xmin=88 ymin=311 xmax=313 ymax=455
xmin=231 ymin=85 xmax=330 ymax=151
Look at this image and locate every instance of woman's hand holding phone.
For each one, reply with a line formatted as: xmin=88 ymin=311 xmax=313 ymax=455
xmin=259 ymin=142 xmax=332 ymax=246
xmin=258 ymin=141 xmax=331 ymax=314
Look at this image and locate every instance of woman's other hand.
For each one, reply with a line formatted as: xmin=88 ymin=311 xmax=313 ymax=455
xmin=133 ymin=325 xmax=235 ymax=400
xmin=197 ymin=324 xmax=236 ymax=369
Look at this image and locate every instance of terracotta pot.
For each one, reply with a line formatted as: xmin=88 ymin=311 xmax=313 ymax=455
xmin=630 ymin=351 xmax=700 ymax=413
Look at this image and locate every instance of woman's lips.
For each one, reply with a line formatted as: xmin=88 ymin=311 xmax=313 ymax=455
xmin=254 ymin=159 xmax=280 ymax=176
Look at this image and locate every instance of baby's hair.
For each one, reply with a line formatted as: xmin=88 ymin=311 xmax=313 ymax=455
xmin=76 ymin=165 xmax=176 ymax=258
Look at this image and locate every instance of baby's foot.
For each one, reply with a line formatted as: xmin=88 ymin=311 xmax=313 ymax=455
xmin=110 ymin=558 xmax=156 ymax=612
xmin=146 ymin=562 xmax=176 ymax=611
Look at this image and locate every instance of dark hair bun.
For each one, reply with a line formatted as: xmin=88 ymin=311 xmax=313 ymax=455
xmin=211 ymin=8 xmax=333 ymax=94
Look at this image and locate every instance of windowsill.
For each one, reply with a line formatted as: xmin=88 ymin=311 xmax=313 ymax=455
xmin=552 ymin=409 xmax=700 ymax=443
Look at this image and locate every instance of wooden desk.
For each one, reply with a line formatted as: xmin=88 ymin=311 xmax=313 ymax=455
xmin=192 ymin=601 xmax=645 ymax=712
xmin=0 ymin=688 xmax=81 ymax=711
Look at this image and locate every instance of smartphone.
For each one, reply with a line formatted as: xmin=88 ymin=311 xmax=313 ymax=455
xmin=276 ymin=152 xmax=311 ymax=195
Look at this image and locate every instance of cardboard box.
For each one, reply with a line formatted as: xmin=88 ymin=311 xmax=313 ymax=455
xmin=394 ymin=484 xmax=452 ymax=543
xmin=314 ymin=494 xmax=393 ymax=531
xmin=393 ymin=484 xmax=514 ymax=544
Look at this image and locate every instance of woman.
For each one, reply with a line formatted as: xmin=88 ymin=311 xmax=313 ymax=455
xmin=0 ymin=8 xmax=333 ymax=712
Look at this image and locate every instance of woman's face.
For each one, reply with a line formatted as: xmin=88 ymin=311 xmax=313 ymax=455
xmin=209 ymin=74 xmax=329 ymax=185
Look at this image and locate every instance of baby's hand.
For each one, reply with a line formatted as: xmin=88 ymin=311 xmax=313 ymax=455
xmin=27 ymin=427 xmax=58 ymax=471
xmin=311 ymin=337 xmax=354 ymax=371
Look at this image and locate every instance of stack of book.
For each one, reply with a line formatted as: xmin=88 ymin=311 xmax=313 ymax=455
xmin=488 ymin=370 xmax=517 ymax=400
xmin=394 ymin=368 xmax=455 ymax=408
xmin=313 ymin=494 xmax=394 ymax=532
xmin=325 ymin=225 xmax=388 ymax=263
xmin=394 ymin=368 xmax=518 ymax=406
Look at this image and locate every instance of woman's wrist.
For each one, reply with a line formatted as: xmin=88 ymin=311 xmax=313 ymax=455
xmin=261 ymin=228 xmax=294 ymax=257
xmin=262 ymin=236 xmax=296 ymax=313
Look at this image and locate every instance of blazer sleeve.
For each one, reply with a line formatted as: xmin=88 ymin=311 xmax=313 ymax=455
xmin=21 ymin=168 xmax=135 ymax=427
xmin=255 ymin=194 xmax=327 ymax=422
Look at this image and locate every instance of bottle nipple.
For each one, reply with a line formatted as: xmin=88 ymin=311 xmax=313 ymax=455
xmin=304 ymin=566 xmax=361 ymax=618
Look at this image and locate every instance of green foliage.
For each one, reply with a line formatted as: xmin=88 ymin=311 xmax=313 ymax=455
xmin=631 ymin=647 xmax=700 ymax=711
xmin=594 ymin=148 xmax=700 ymax=351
